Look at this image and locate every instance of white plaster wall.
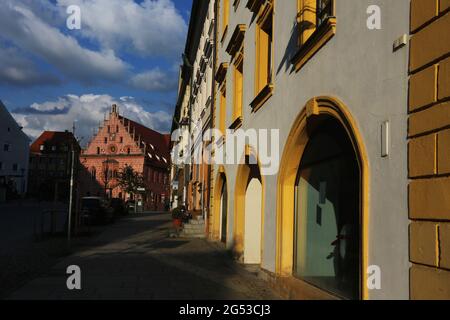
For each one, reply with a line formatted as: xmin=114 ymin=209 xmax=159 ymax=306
xmin=0 ymin=102 xmax=30 ymax=194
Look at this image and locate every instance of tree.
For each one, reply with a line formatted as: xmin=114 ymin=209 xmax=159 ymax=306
xmin=117 ymin=165 xmax=144 ymax=212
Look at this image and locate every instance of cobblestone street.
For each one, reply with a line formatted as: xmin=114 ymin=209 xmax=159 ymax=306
xmin=7 ymin=212 xmax=280 ymax=300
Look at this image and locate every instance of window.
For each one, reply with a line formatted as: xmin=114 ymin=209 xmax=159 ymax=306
xmin=0 ymin=162 xmax=2 ymax=170
xmin=3 ymin=144 xmax=10 ymax=152
xmin=221 ymin=0 xmax=229 ymax=40
xmin=215 ymin=62 xmax=228 ymax=136
xmin=226 ymin=24 xmax=246 ymax=128
xmin=116 ymin=125 xmax=119 ymax=133
xmin=91 ymin=168 xmax=96 ymax=180
xmin=107 ymin=126 xmax=110 ymax=133
xmin=12 ymin=163 xmax=18 ymax=171
xmin=219 ymin=85 xmax=227 ymax=134
xmin=251 ymin=0 xmax=274 ymax=111
xmin=104 ymin=137 xmax=108 ymax=144
xmin=40 ymin=145 xmax=44 ymax=151
xmin=233 ymin=51 xmax=244 ymax=126
xmin=294 ymin=117 xmax=360 ymax=299
xmin=51 ymin=146 xmax=57 ymax=151
xmin=292 ymin=0 xmax=336 ymax=71
xmin=97 ymin=147 xmax=101 ymax=155
xmin=120 ymin=137 xmax=123 ymax=143
xmin=316 ymin=0 xmax=333 ymax=28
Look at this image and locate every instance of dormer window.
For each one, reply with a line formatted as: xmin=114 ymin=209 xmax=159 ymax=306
xmin=40 ymin=145 xmax=45 ymax=151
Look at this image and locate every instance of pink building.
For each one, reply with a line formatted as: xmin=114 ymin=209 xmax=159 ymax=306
xmin=79 ymin=105 xmax=171 ymax=211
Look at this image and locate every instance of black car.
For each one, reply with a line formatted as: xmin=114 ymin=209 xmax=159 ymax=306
xmin=81 ymin=197 xmax=115 ymax=225
xmin=110 ymin=198 xmax=126 ymax=216
xmin=125 ymin=200 xmax=136 ymax=213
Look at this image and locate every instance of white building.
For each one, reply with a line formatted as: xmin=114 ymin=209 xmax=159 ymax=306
xmin=0 ymin=100 xmax=30 ymax=200
xmin=171 ymin=0 xmax=215 ymax=215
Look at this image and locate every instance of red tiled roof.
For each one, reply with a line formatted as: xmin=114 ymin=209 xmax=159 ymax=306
xmin=30 ymin=131 xmax=79 ymax=153
xmin=119 ymin=116 xmax=171 ymax=168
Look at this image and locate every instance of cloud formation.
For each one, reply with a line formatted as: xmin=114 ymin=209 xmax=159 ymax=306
xmin=12 ymin=94 xmax=172 ymax=145
xmin=57 ymin=0 xmax=188 ymax=58
xmin=0 ymin=46 xmax=61 ymax=86
xmin=0 ymin=0 xmax=129 ymax=83
xmin=130 ymin=68 xmax=178 ymax=92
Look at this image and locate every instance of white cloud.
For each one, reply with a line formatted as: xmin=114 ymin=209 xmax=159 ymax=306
xmin=0 ymin=46 xmax=61 ymax=86
xmin=12 ymin=94 xmax=172 ymax=145
xmin=56 ymin=0 xmax=187 ymax=58
xmin=130 ymin=68 xmax=178 ymax=92
xmin=0 ymin=1 xmax=129 ymax=83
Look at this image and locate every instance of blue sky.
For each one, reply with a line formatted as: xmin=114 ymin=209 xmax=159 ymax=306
xmin=0 ymin=0 xmax=192 ymax=142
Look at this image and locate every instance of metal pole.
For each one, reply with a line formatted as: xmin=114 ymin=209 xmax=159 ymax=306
xmin=67 ymin=147 xmax=75 ymax=250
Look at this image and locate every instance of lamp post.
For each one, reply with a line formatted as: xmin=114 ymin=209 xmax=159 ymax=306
xmin=67 ymin=145 xmax=75 ymax=251
xmin=67 ymin=120 xmax=81 ymax=251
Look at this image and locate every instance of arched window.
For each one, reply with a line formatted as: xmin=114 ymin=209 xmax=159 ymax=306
xmin=90 ymin=167 xmax=96 ymax=180
xmin=294 ymin=117 xmax=360 ymax=299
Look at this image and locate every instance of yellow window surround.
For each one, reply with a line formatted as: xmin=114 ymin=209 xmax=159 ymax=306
xmin=292 ymin=0 xmax=336 ymax=72
xmin=219 ymin=83 xmax=227 ymax=135
xmin=221 ymin=0 xmax=230 ymax=44
xmin=215 ymin=63 xmax=228 ymax=139
xmin=231 ymin=50 xmax=244 ymax=130
xmin=225 ymin=25 xmax=246 ymax=130
xmin=251 ymin=0 xmax=274 ymax=112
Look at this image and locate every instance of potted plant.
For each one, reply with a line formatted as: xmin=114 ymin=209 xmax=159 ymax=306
xmin=171 ymin=206 xmax=184 ymax=228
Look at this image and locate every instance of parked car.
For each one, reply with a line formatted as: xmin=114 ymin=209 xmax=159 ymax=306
xmin=110 ymin=198 xmax=126 ymax=216
xmin=81 ymin=197 xmax=115 ymax=225
xmin=125 ymin=200 xmax=136 ymax=213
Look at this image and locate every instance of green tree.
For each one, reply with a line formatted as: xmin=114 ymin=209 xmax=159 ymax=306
xmin=117 ymin=165 xmax=144 ymax=212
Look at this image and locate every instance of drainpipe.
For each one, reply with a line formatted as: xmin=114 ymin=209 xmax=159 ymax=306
xmin=204 ymin=0 xmax=219 ymax=239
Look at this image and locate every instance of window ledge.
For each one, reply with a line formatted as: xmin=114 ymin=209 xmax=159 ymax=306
xmin=291 ymin=17 xmax=337 ymax=72
xmin=250 ymin=83 xmax=274 ymax=112
xmin=229 ymin=116 xmax=243 ymax=130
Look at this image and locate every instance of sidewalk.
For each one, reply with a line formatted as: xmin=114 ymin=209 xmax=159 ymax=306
xmin=7 ymin=212 xmax=280 ymax=300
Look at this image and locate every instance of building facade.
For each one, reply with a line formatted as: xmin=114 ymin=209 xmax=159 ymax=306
xmin=408 ymin=0 xmax=450 ymax=299
xmin=80 ymin=105 xmax=171 ymax=211
xmin=171 ymin=0 xmax=215 ymax=221
xmin=171 ymin=0 xmax=450 ymax=299
xmin=28 ymin=131 xmax=80 ymax=202
xmin=0 ymin=100 xmax=30 ymax=201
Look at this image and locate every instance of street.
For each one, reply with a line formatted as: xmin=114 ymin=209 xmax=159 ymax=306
xmin=6 ymin=211 xmax=280 ymax=300
xmin=0 ymin=200 xmax=70 ymax=298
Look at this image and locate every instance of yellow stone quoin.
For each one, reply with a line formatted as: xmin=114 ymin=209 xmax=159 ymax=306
xmin=409 ymin=0 xmax=450 ymax=299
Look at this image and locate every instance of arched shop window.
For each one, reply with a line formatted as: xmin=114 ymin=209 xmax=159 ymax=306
xmin=294 ymin=116 xmax=360 ymax=299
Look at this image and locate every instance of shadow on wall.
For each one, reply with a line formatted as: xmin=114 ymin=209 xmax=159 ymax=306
xmin=277 ymin=20 xmax=300 ymax=76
